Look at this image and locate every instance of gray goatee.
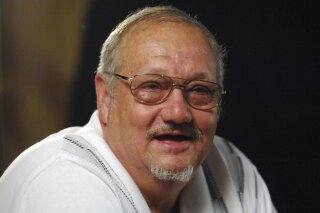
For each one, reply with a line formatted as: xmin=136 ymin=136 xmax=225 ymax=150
xmin=150 ymin=165 xmax=194 ymax=182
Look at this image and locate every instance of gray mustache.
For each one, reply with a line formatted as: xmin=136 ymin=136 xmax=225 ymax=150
xmin=146 ymin=123 xmax=202 ymax=141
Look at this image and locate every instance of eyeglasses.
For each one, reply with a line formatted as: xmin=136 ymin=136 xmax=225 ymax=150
xmin=114 ymin=73 xmax=225 ymax=110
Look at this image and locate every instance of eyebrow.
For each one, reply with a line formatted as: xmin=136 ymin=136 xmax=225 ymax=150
xmin=136 ymin=68 xmax=215 ymax=80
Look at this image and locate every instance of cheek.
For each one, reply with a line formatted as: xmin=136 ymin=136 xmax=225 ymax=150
xmin=107 ymin=94 xmax=159 ymax=163
xmin=127 ymin=104 xmax=158 ymax=130
xmin=194 ymin=111 xmax=218 ymax=138
xmin=194 ymin=112 xmax=218 ymax=164
xmin=116 ymin=100 xmax=160 ymax=153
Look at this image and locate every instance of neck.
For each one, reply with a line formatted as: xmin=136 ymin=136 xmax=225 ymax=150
xmin=139 ymin=177 xmax=186 ymax=213
xmin=134 ymin=170 xmax=188 ymax=212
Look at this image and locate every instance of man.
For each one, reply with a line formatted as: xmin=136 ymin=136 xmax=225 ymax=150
xmin=0 ymin=6 xmax=277 ymax=213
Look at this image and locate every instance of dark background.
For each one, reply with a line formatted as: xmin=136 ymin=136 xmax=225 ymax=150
xmin=68 ymin=1 xmax=319 ymax=212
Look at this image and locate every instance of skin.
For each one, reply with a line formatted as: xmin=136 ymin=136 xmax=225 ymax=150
xmin=95 ymin=21 xmax=219 ymax=213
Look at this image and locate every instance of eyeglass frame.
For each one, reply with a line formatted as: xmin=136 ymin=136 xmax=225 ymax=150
xmin=112 ymin=73 xmax=226 ymax=110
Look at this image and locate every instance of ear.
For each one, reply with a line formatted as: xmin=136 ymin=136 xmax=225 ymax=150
xmin=95 ymin=73 xmax=110 ymax=126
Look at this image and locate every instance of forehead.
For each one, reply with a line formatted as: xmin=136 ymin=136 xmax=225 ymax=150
xmin=118 ymin=20 xmax=216 ymax=79
xmin=122 ymin=20 xmax=212 ymax=52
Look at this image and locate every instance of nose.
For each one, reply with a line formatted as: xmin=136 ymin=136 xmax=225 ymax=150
xmin=159 ymin=88 xmax=192 ymax=124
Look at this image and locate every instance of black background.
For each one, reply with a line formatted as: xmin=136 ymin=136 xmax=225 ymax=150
xmin=68 ymin=1 xmax=320 ymax=212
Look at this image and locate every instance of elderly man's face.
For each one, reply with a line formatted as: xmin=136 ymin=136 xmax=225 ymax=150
xmin=98 ymin=21 xmax=218 ymax=182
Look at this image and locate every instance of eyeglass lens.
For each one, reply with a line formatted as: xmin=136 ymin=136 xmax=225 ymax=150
xmin=129 ymin=74 xmax=221 ymax=110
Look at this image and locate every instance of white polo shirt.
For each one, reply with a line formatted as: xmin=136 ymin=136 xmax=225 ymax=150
xmin=0 ymin=111 xmax=277 ymax=213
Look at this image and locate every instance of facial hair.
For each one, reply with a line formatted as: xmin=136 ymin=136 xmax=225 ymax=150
xmin=150 ymin=165 xmax=194 ymax=182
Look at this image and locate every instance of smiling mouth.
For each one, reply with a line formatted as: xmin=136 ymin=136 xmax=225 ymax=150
xmin=151 ymin=133 xmax=195 ymax=153
xmin=146 ymin=123 xmax=201 ymax=143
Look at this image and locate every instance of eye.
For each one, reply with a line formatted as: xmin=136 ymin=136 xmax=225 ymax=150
xmin=139 ymin=81 xmax=163 ymax=91
xmin=189 ymin=85 xmax=212 ymax=95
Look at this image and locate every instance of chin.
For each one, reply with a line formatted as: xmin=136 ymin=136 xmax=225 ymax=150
xmin=149 ymin=156 xmax=198 ymax=182
xmin=150 ymin=164 xmax=194 ymax=182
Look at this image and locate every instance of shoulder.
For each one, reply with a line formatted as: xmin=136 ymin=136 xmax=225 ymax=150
xmin=213 ymin=135 xmax=255 ymax=176
xmin=17 ymin=159 xmax=121 ymax=212
xmin=0 ymin=128 xmax=78 ymax=188
xmin=211 ymin=136 xmax=277 ymax=213
xmin=0 ymin=131 xmax=122 ymax=213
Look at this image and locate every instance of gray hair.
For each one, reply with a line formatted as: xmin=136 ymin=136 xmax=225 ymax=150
xmin=96 ymin=5 xmax=226 ymax=97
